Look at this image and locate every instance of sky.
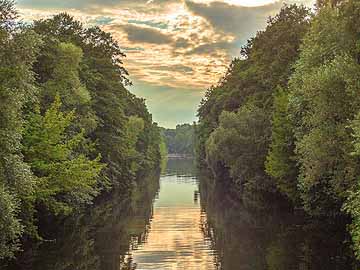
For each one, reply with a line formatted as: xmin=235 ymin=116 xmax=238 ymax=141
xmin=16 ymin=0 xmax=315 ymax=128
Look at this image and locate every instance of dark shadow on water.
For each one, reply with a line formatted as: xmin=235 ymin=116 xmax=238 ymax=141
xmin=1 ymin=171 xmax=160 ymax=270
xmin=199 ymin=172 xmax=359 ymax=270
xmin=163 ymin=157 xmax=196 ymax=177
xmin=2 ymin=160 xmax=359 ymax=270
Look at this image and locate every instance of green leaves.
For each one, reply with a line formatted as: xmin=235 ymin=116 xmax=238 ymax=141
xmin=0 ymin=5 xmax=162 ymax=260
xmin=0 ymin=184 xmax=23 ymax=259
xmin=205 ymin=104 xmax=273 ymax=206
xmin=42 ymin=43 xmax=91 ymax=108
xmin=23 ymin=95 xmax=104 ymax=215
xmin=0 ymin=0 xmax=42 ymax=257
xmin=265 ymin=88 xmax=298 ymax=202
xmin=197 ymin=4 xmax=310 ymax=207
xmin=343 ymin=112 xmax=360 ymax=260
xmin=289 ymin=40 xmax=360 ymax=215
xmin=162 ymin=124 xmax=195 ymax=156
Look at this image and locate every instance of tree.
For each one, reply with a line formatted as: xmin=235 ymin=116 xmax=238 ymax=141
xmin=32 ymin=13 xmax=162 ymax=188
xmin=162 ymin=124 xmax=195 ymax=155
xmin=0 ymin=184 xmax=23 ymax=259
xmin=266 ymin=88 xmax=298 ymax=203
xmin=205 ymin=104 xmax=274 ymax=208
xmin=42 ymin=43 xmax=90 ymax=107
xmin=197 ymin=4 xmax=310 ymax=206
xmin=22 ymin=95 xmax=104 ymax=215
xmin=0 ymin=0 xmax=41 ymax=257
xmin=343 ymin=112 xmax=360 ymax=260
xmin=288 ymin=3 xmax=360 ymax=215
xmin=40 ymin=42 xmax=97 ymax=134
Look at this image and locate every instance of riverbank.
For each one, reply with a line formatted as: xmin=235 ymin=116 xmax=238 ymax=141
xmin=167 ymin=154 xmax=194 ymax=159
xmin=2 ymin=158 xmax=359 ymax=269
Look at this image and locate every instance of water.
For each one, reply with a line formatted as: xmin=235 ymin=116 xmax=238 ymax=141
xmin=128 ymin=158 xmax=216 ymax=269
xmin=1 ymin=158 xmax=357 ymax=269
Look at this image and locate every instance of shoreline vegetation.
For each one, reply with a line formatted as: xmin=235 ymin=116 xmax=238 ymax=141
xmin=2 ymin=0 xmax=360 ymax=267
xmin=0 ymin=0 xmax=163 ymax=261
xmin=166 ymin=154 xmax=194 ymax=159
xmin=161 ymin=123 xmax=195 ymax=157
xmin=195 ymin=0 xmax=360 ymax=262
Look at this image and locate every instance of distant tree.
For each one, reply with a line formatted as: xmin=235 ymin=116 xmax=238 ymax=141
xmin=162 ymin=124 xmax=195 ymax=155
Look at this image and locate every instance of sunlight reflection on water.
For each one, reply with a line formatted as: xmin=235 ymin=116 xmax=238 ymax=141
xmin=128 ymin=158 xmax=218 ymax=270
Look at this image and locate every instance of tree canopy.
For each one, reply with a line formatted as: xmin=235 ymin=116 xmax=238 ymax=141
xmin=0 ymin=0 xmax=162 ymax=259
xmin=162 ymin=124 xmax=195 ymax=156
xmin=196 ymin=1 xmax=360 ymax=259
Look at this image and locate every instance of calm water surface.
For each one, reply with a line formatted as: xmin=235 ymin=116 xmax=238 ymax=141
xmin=2 ymin=158 xmax=357 ymax=270
xmin=127 ymin=158 xmax=216 ymax=269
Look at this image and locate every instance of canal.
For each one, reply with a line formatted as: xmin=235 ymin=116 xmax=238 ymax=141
xmin=2 ymin=158 xmax=356 ymax=269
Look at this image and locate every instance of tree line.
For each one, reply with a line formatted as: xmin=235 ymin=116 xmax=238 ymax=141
xmin=196 ymin=0 xmax=360 ymax=259
xmin=161 ymin=124 xmax=195 ymax=156
xmin=0 ymin=1 xmax=162 ymax=259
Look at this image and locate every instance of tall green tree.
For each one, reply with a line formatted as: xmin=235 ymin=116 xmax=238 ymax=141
xmin=22 ymin=95 xmax=104 ymax=215
xmin=266 ymin=88 xmax=298 ymax=203
xmin=0 ymin=0 xmax=41 ymax=257
xmin=32 ymin=14 xmax=161 ymax=188
xmin=197 ymin=4 xmax=310 ymax=205
xmin=288 ymin=2 xmax=360 ymax=215
xmin=206 ymin=104 xmax=274 ymax=207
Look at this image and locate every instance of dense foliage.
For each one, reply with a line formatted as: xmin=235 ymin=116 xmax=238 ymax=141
xmin=199 ymin=173 xmax=356 ymax=270
xmin=196 ymin=1 xmax=360 ymax=259
xmin=197 ymin=4 xmax=310 ymax=200
xmin=0 ymin=1 xmax=162 ymax=259
xmin=162 ymin=124 xmax=195 ymax=156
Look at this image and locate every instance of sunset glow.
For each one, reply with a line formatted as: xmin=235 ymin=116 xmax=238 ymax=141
xmin=193 ymin=0 xmax=277 ymax=6
xmin=16 ymin=0 xmax=315 ymax=127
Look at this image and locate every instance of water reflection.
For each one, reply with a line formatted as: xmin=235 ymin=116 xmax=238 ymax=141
xmin=199 ymin=173 xmax=358 ymax=270
xmin=128 ymin=157 xmax=217 ymax=269
xmin=164 ymin=157 xmax=196 ymax=179
xmin=2 ymin=159 xmax=359 ymax=270
xmin=1 ymin=170 xmax=160 ymax=270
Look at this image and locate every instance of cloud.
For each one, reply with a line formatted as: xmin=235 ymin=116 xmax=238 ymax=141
xmin=122 ymin=46 xmax=145 ymax=52
xmin=120 ymin=24 xmax=173 ymax=44
xmin=185 ymin=41 xmax=235 ymax=55
xmin=17 ymin=0 xmax=180 ymax=14
xmin=16 ymin=0 xmax=316 ymax=127
xmin=185 ymin=0 xmax=282 ymax=40
xmin=128 ymin=19 xmax=169 ymax=29
xmin=130 ymin=80 xmax=203 ymax=127
xmin=157 ymin=64 xmax=194 ymax=73
xmin=174 ymin=37 xmax=191 ymax=48
xmin=90 ymin=16 xmax=114 ymax=25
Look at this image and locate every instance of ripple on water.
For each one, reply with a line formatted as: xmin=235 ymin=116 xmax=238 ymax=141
xmin=129 ymin=173 xmax=218 ymax=270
